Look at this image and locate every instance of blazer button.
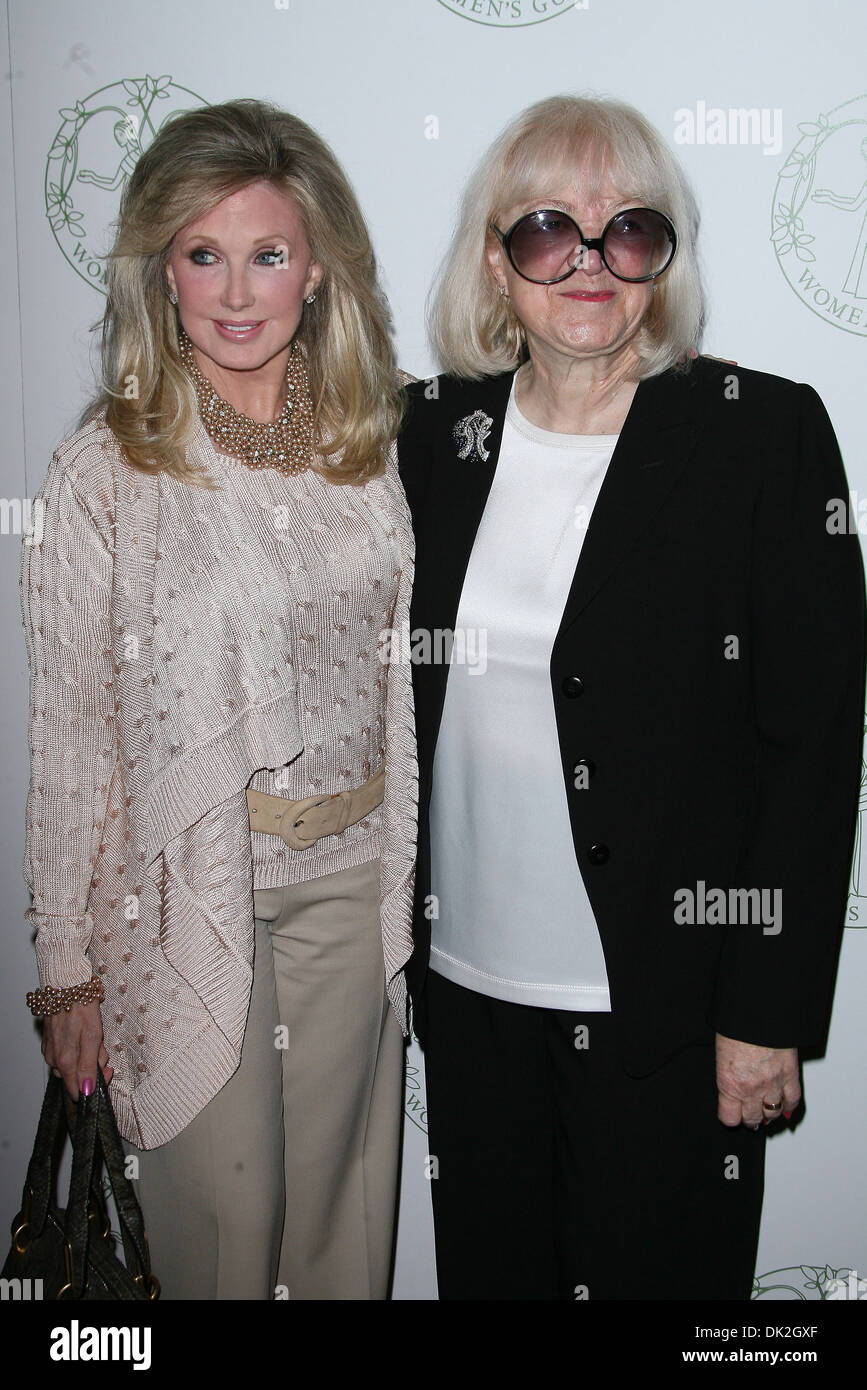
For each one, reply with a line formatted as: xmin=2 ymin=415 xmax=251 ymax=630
xmin=588 ymin=843 xmax=609 ymax=865
xmin=573 ymin=757 xmax=596 ymax=781
xmin=561 ymin=675 xmax=584 ymax=698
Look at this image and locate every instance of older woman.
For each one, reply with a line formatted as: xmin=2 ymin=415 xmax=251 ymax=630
xmin=397 ymin=95 xmax=865 ymax=1300
xmin=20 ymin=99 xmax=417 ymax=1300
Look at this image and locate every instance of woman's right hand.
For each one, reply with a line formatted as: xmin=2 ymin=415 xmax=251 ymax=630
xmin=42 ymin=999 xmax=113 ymax=1100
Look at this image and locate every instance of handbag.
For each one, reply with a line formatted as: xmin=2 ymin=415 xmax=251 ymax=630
xmin=2 ymin=1071 xmax=159 ymax=1299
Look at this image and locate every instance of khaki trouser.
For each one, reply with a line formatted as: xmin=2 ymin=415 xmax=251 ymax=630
xmin=126 ymin=858 xmax=404 ymax=1300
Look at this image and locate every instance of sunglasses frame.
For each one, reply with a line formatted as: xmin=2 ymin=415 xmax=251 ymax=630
xmin=490 ymin=206 xmax=678 ymax=285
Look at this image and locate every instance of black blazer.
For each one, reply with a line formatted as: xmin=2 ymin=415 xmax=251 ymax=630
xmin=397 ymin=356 xmax=866 ymax=1075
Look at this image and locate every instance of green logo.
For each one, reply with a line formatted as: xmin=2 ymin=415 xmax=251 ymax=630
xmin=45 ymin=75 xmax=207 ymax=293
xmin=772 ymin=94 xmax=867 ymax=336
xmin=753 ymin=1264 xmax=864 ymax=1299
xmin=437 ymin=0 xmax=584 ymax=28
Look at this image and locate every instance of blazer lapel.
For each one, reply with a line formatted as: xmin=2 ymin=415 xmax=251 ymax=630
xmin=555 ymin=368 xmax=699 ymax=637
xmin=410 ymin=370 xmax=514 ymax=786
xmin=416 ymin=370 xmax=515 ymax=631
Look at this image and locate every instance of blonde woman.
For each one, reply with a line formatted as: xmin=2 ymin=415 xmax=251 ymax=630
xmin=20 ymin=99 xmax=417 ymax=1300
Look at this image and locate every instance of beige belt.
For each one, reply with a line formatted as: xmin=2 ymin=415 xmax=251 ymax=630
xmin=246 ymin=763 xmax=385 ymax=851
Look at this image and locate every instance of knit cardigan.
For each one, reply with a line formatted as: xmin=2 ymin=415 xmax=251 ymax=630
xmin=20 ymin=410 xmax=418 ymax=1149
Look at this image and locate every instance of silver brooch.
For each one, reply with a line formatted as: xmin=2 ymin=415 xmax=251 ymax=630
xmin=452 ymin=410 xmax=493 ymax=463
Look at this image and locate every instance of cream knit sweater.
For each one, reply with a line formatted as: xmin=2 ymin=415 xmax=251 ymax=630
xmin=19 ymin=410 xmax=418 ymax=1149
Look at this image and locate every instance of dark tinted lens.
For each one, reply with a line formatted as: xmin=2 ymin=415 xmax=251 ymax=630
xmin=603 ymin=210 xmax=674 ymax=280
xmin=507 ymin=211 xmax=582 ymax=282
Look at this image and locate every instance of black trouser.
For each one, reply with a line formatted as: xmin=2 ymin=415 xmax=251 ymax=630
xmin=424 ymin=969 xmax=766 ymax=1301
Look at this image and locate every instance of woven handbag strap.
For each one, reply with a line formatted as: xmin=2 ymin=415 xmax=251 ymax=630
xmin=63 ymin=1078 xmax=102 ymax=1296
xmin=64 ymin=1075 xmax=153 ymax=1296
xmin=19 ymin=1075 xmax=65 ymax=1236
xmin=93 ymin=1074 xmax=153 ymax=1286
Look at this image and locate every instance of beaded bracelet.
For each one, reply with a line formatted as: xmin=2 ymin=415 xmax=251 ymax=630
xmin=26 ymin=977 xmax=105 ymax=1017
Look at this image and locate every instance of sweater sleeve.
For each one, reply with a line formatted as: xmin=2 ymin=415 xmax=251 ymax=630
xmin=20 ymin=452 xmax=118 ymax=988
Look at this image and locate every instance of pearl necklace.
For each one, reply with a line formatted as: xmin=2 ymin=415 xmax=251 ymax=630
xmin=178 ymin=328 xmax=314 ymax=475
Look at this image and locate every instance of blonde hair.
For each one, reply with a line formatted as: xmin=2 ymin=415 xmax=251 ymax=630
xmin=80 ymin=98 xmax=402 ymax=486
xmin=430 ymin=94 xmax=705 ymax=380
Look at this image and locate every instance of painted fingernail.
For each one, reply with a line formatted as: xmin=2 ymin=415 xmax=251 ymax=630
xmin=81 ymin=1077 xmax=94 ymax=1097
xmin=784 ymin=1111 xmax=792 ymax=1119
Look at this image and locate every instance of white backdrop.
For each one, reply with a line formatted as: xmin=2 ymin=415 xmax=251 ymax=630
xmin=1 ymin=0 xmax=865 ymax=1303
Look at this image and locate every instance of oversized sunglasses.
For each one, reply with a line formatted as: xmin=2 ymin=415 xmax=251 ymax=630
xmin=491 ymin=206 xmax=677 ymax=285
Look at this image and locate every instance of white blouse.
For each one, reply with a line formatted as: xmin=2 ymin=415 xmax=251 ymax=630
xmin=428 ymin=378 xmax=616 ymax=1010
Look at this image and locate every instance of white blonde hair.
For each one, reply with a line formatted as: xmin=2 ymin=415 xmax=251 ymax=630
xmin=430 ymin=94 xmax=705 ymax=380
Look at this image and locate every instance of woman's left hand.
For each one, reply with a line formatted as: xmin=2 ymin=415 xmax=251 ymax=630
xmin=715 ymin=1033 xmax=801 ymax=1129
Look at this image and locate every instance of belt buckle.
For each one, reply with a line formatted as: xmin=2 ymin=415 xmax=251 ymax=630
xmin=280 ymin=789 xmax=351 ymax=850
